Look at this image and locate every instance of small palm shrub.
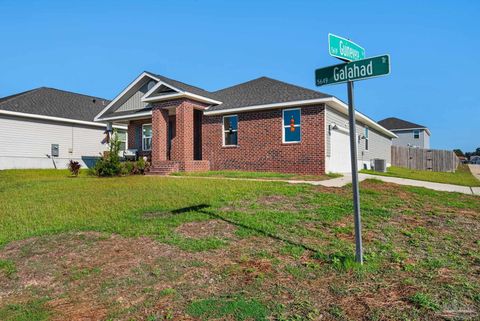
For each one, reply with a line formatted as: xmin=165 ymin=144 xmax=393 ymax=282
xmin=68 ymin=160 xmax=81 ymax=177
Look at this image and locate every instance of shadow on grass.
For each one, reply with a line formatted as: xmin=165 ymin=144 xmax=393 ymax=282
xmin=169 ymin=204 xmax=319 ymax=253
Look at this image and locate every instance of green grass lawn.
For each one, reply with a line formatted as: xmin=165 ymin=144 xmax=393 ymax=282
xmin=0 ymin=169 xmax=479 ymax=320
xmin=172 ymin=169 xmax=342 ymax=181
xmin=360 ymin=164 xmax=480 ymax=187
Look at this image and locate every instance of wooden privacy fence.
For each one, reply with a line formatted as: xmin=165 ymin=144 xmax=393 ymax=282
xmin=391 ymin=146 xmax=460 ymax=172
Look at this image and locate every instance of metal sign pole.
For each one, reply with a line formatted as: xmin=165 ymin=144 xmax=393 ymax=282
xmin=347 ymin=81 xmax=363 ymax=264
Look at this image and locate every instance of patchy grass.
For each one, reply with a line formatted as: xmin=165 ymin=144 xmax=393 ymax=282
xmin=186 ymin=296 xmax=269 ymax=321
xmin=172 ymin=169 xmax=342 ymax=181
xmin=0 ymin=259 xmax=16 ymax=278
xmin=0 ymin=299 xmax=51 ymax=321
xmin=361 ymin=164 xmax=480 ymax=187
xmin=0 ymin=169 xmax=479 ymax=320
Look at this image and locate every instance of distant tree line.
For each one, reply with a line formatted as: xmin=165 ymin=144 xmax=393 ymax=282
xmin=455 ymin=147 xmax=480 ymax=159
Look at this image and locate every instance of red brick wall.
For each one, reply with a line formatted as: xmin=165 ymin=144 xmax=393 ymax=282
xmin=202 ymin=105 xmax=326 ymax=175
xmin=151 ymin=108 xmax=169 ymax=166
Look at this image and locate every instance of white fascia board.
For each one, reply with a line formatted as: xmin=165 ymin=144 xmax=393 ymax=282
xmin=0 ymin=110 xmax=127 ymax=130
xmin=326 ymin=98 xmax=398 ymax=139
xmin=141 ymin=93 xmax=184 ymax=103
xmin=390 ymin=127 xmax=431 ymax=136
xmin=142 ymin=91 xmax=222 ymax=105
xmin=97 ymin=111 xmax=153 ymax=121
xmin=94 ymin=72 xmax=159 ymax=121
xmin=184 ymin=92 xmax=222 ymax=105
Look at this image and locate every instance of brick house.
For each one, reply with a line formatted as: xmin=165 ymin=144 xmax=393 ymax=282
xmin=95 ymin=72 xmax=396 ymax=175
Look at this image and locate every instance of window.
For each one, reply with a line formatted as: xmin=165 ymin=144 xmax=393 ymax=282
xmin=413 ymin=130 xmax=420 ymax=139
xmin=364 ymin=126 xmax=369 ymax=151
xmin=142 ymin=124 xmax=152 ymax=151
xmin=115 ymin=131 xmax=127 ymax=151
xmin=283 ymin=108 xmax=301 ymax=143
xmin=223 ymin=115 xmax=238 ymax=146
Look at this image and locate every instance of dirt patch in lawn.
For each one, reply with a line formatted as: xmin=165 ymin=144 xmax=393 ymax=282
xmin=175 ymin=219 xmax=237 ymax=239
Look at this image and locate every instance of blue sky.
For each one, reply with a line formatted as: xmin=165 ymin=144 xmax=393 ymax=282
xmin=1 ymin=0 xmax=478 ymax=152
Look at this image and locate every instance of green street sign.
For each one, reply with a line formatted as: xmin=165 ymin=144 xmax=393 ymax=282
xmin=328 ymin=33 xmax=365 ymax=61
xmin=315 ymin=55 xmax=390 ymax=86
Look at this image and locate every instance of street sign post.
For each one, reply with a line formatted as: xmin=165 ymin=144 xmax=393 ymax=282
xmin=328 ymin=33 xmax=365 ymax=61
xmin=316 ymin=34 xmax=390 ymax=264
xmin=316 ymin=55 xmax=390 ymax=86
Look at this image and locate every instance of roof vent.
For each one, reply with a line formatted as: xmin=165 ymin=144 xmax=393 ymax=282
xmin=92 ymin=98 xmax=96 ymax=103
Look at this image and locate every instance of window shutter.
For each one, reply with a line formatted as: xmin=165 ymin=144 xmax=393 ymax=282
xmin=136 ymin=126 xmax=142 ymax=150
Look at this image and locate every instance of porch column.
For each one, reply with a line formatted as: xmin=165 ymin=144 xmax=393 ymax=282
xmin=172 ymin=101 xmax=194 ymax=162
xmin=151 ymin=107 xmax=169 ymax=166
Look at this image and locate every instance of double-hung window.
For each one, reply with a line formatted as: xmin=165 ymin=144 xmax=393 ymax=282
xmin=282 ymin=108 xmax=301 ymax=143
xmin=223 ymin=115 xmax=238 ymax=146
xmin=115 ymin=131 xmax=127 ymax=152
xmin=142 ymin=124 xmax=152 ymax=151
xmin=413 ymin=130 xmax=420 ymax=139
xmin=364 ymin=126 xmax=369 ymax=151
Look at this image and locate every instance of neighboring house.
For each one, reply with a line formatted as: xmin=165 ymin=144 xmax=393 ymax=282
xmin=0 ymin=87 xmax=127 ymax=170
xmin=378 ymin=117 xmax=430 ymax=148
xmin=95 ymin=71 xmax=396 ymax=175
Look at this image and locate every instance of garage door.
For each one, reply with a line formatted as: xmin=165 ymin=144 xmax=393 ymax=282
xmin=329 ymin=129 xmax=352 ymax=173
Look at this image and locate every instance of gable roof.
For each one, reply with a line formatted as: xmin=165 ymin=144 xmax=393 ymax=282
xmin=0 ymin=87 xmax=110 ymax=123
xmin=144 ymin=71 xmax=218 ymax=101
xmin=92 ymin=71 xmax=395 ymax=138
xmin=378 ymin=117 xmax=428 ymax=131
xmin=209 ymin=77 xmax=332 ymax=112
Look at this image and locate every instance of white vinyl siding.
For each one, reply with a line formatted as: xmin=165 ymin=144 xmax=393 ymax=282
xmin=325 ymin=106 xmax=392 ymax=171
xmin=392 ymin=129 xmax=430 ymax=148
xmin=0 ymin=114 xmax=124 ymax=169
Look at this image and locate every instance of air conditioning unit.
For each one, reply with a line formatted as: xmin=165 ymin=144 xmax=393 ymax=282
xmin=373 ymin=159 xmax=387 ymax=172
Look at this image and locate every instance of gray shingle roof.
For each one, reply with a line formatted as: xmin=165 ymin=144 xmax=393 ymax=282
xmin=209 ymin=77 xmax=332 ymax=111
xmin=378 ymin=117 xmax=427 ymax=130
xmin=143 ymin=72 xmax=332 ymax=112
xmin=0 ymin=87 xmax=110 ymax=122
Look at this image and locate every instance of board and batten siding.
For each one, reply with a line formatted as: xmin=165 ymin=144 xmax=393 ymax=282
xmin=115 ymin=80 xmax=154 ymax=113
xmin=0 ymin=115 xmax=118 ymax=169
xmin=325 ymin=106 xmax=392 ymax=170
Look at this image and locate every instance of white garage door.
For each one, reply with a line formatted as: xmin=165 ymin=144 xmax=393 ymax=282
xmin=329 ymin=129 xmax=352 ymax=173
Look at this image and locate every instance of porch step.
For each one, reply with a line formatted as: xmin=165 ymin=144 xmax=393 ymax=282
xmin=147 ymin=163 xmax=179 ymax=176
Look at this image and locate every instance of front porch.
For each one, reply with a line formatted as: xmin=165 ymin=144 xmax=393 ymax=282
xmin=128 ymin=99 xmax=210 ymax=175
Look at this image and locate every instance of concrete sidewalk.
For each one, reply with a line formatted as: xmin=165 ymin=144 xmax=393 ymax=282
xmin=314 ymin=173 xmax=479 ymax=195
xmin=169 ymin=173 xmax=479 ymax=195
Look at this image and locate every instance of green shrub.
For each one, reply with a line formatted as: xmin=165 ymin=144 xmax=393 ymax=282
xmin=92 ymin=130 xmax=122 ymax=177
xmin=120 ymin=161 xmax=135 ymax=176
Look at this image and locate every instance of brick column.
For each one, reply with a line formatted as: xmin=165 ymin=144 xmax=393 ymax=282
xmin=172 ymin=101 xmax=194 ymax=162
xmin=151 ymin=107 xmax=169 ymax=166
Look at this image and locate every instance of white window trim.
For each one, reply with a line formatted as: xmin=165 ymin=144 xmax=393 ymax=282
xmin=114 ymin=130 xmax=128 ymax=151
xmin=364 ymin=126 xmax=369 ymax=151
xmin=282 ymin=108 xmax=301 ymax=144
xmin=142 ymin=123 xmax=152 ymax=151
xmin=222 ymin=115 xmax=238 ymax=147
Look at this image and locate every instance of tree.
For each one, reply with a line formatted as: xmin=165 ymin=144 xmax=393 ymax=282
xmin=453 ymin=149 xmax=464 ymax=157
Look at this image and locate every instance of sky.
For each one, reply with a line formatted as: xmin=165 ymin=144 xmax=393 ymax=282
xmin=0 ymin=0 xmax=479 ymax=152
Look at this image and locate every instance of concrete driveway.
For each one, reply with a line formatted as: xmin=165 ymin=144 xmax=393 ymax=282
xmin=469 ymin=164 xmax=480 ymax=181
